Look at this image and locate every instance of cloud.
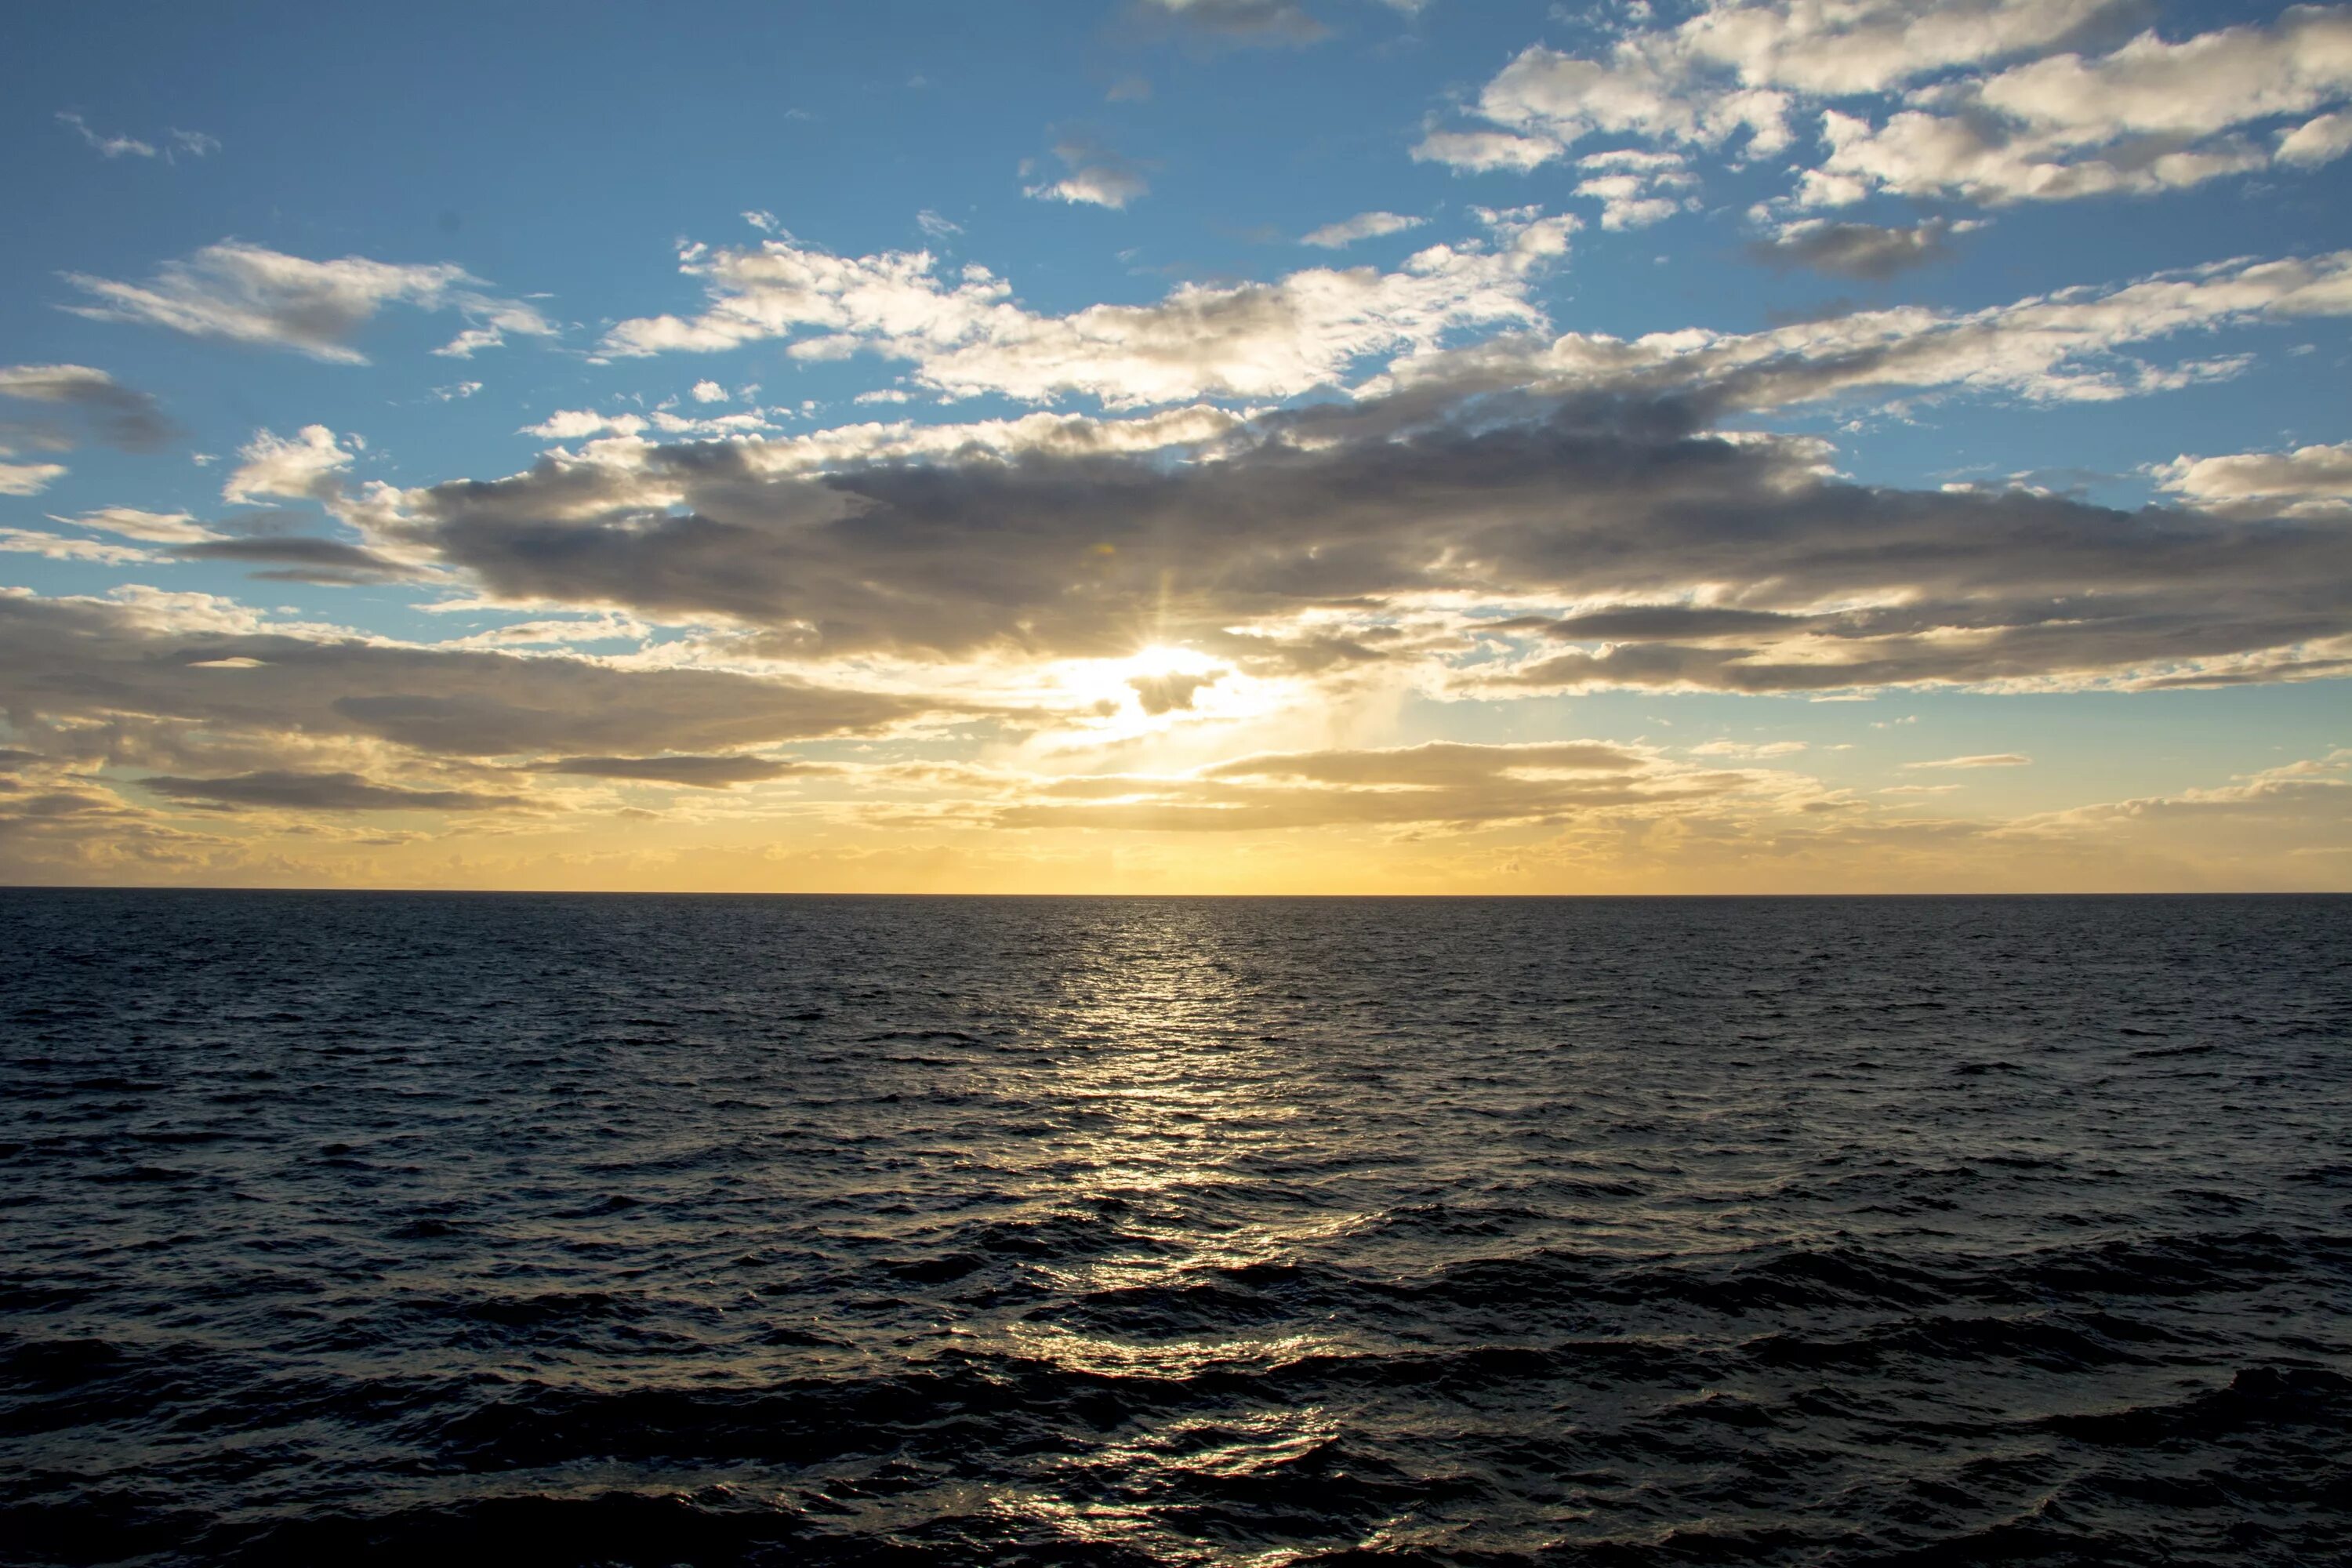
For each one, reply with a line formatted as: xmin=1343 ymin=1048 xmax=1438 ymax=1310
xmin=47 ymin=508 xmax=213 ymax=544
xmin=1798 ymin=9 xmax=2352 ymax=208
xmin=1024 ymin=136 xmax=1150 ymax=209
xmin=974 ymin=739 xmax=1754 ymax=833
xmin=691 ymin=379 xmax=728 ymax=404
xmin=172 ymin=535 xmax=419 ymax=584
xmin=0 ymin=462 xmax=70 ymax=497
xmin=2279 ymin=107 xmax=2352 ymax=168
xmin=222 ymin=425 xmax=355 ymax=504
xmin=527 ymin=753 xmax=818 ymax=787
xmin=56 ymin=111 xmax=154 ymax=159
xmin=1574 ymin=150 xmax=1700 ymax=230
xmin=0 ymin=528 xmax=158 ymax=564
xmin=1301 ymin=211 xmax=1425 ymax=248
xmin=1690 ymin=739 xmax=1807 ymax=757
xmin=55 ymin=114 xmax=220 ymax=162
xmin=140 ymin=770 xmax=531 ymax=813
xmin=60 ymin=242 xmax=554 ymax=365
xmin=1904 ymin=753 xmax=2033 ymax=769
xmin=1416 ymin=2 xmax=2351 ymax=212
xmin=596 ymin=208 xmax=1576 ymax=408
xmin=367 ymin=248 xmax=2352 ymax=697
xmin=0 ymin=590 xmax=948 ymax=766
xmin=1377 ymin=249 xmax=2352 ymax=412
xmin=1127 ymin=669 xmax=1223 ymax=714
xmin=0 ymin=363 xmax=173 ymax=451
xmin=916 ymin=209 xmax=964 ymax=238
xmin=1129 ymin=0 xmax=1328 ymax=48
xmin=1748 ymin=218 xmax=1969 ymax=280
xmin=2156 ymin=441 xmax=2352 ymax=520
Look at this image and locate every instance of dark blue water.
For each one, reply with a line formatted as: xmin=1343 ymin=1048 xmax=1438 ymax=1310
xmin=2 ymin=891 xmax=2347 ymax=1566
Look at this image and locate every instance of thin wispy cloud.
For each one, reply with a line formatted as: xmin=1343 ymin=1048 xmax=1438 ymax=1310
xmin=61 ymin=243 xmax=555 ymax=364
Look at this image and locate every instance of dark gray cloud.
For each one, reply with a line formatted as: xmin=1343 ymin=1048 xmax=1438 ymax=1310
xmin=0 ymin=594 xmax=949 ymax=765
xmin=390 ymin=385 xmax=2352 ymax=691
xmin=528 ymin=753 xmax=821 ymax=788
xmin=1127 ymin=670 xmax=1221 ymax=714
xmin=1747 ymin=220 xmax=1964 ymax=281
xmin=172 ymin=535 xmax=419 ymax=583
xmin=142 ymin=770 xmax=530 ymax=812
xmin=0 ymin=364 xmax=173 ymax=451
xmin=0 ymin=749 xmax=44 ymax=769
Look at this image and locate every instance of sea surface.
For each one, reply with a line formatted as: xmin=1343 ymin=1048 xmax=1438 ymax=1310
xmin=2 ymin=891 xmax=2347 ymax=1566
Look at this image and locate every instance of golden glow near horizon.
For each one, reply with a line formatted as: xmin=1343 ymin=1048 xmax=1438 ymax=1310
xmin=7 ymin=2 xmax=2352 ymax=891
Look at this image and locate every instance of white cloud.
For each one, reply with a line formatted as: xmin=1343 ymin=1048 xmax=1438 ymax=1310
xmin=1801 ymin=8 xmax=2352 ymax=206
xmin=1301 ymin=211 xmax=1426 ymax=248
xmin=521 ymin=409 xmax=650 ymax=441
xmin=1023 ymin=136 xmax=1149 ymax=209
xmin=54 ymin=114 xmax=220 ymax=161
xmin=1378 ymin=249 xmax=2352 ymax=412
xmin=222 ymin=425 xmax=356 ymax=505
xmin=599 ymin=208 xmax=1577 ymax=408
xmin=0 ymin=527 xmax=156 ymax=563
xmin=691 ymin=379 xmax=728 ymax=403
xmin=916 ymin=209 xmax=964 ymax=238
xmin=1574 ymin=149 xmax=1697 ymax=229
xmin=0 ymin=463 xmax=71 ymax=496
xmin=2157 ymin=441 xmax=2352 ymax=519
xmin=2280 ymin=108 xmax=2352 ymax=168
xmin=63 ymin=242 xmax=554 ymax=364
xmin=1417 ymin=2 xmax=2352 ymax=213
xmin=49 ymin=507 xmax=216 ymax=544
xmin=56 ymin=111 xmax=154 ymax=159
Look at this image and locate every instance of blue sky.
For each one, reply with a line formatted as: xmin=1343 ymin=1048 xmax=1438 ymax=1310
xmin=2 ymin=0 xmax=2349 ymax=890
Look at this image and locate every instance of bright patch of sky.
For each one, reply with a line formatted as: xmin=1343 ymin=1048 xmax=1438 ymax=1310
xmin=2 ymin=1 xmax=2348 ymax=890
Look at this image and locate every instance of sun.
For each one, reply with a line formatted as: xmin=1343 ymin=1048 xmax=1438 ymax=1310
xmin=1044 ymin=642 xmax=1265 ymax=739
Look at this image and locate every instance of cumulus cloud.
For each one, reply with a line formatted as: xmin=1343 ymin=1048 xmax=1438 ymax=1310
xmin=221 ymin=425 xmax=356 ymax=505
xmin=2157 ymin=441 xmax=2352 ymax=520
xmin=1417 ymin=2 xmax=2350 ymax=212
xmin=60 ymin=242 xmax=555 ymax=364
xmin=367 ymin=259 xmax=2352 ymax=695
xmin=1023 ymin=136 xmax=1150 ymax=209
xmin=1573 ymin=149 xmax=1699 ymax=229
xmin=1301 ymin=211 xmax=1425 ymax=248
xmin=596 ymin=208 xmax=1576 ymax=408
xmin=1799 ymin=8 xmax=2352 ymax=207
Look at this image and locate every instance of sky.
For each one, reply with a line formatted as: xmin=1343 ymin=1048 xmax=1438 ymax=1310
xmin=2 ymin=0 xmax=2349 ymax=893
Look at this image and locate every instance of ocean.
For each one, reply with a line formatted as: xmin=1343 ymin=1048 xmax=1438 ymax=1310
xmin=2 ymin=891 xmax=2347 ymax=1565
